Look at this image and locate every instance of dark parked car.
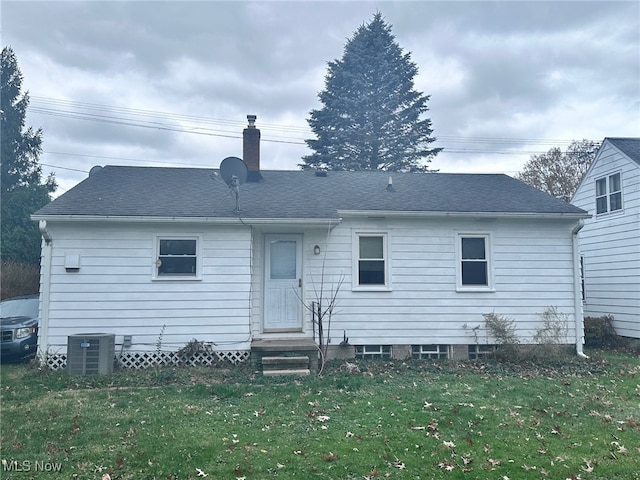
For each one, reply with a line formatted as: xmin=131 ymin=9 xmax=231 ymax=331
xmin=0 ymin=295 xmax=40 ymax=362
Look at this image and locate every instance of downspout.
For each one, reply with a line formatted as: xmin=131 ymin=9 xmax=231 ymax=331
xmin=572 ymin=219 xmax=588 ymax=359
xmin=37 ymin=220 xmax=53 ymax=364
xmin=248 ymin=224 xmax=254 ymax=343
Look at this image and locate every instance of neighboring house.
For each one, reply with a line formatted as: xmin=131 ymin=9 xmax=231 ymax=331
xmin=572 ymin=137 xmax=640 ymax=339
xmin=33 ymin=117 xmax=590 ymax=370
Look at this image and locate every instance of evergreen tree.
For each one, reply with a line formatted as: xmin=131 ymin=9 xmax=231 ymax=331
xmin=302 ymin=13 xmax=441 ymax=172
xmin=1 ymin=46 xmax=55 ymax=265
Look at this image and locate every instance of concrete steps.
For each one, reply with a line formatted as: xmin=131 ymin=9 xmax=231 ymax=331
xmin=261 ymin=356 xmax=310 ymax=376
xmin=251 ymin=338 xmax=319 ymax=373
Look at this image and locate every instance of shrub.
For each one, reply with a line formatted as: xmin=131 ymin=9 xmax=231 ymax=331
xmin=482 ymin=312 xmax=520 ymax=360
xmin=584 ymin=315 xmax=617 ymax=347
xmin=531 ymin=306 xmax=571 ymax=361
xmin=177 ymin=338 xmax=212 ymax=361
xmin=0 ymin=259 xmax=40 ymax=299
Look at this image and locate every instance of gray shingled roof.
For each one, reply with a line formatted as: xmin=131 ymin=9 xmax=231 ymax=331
xmin=607 ymin=137 xmax=640 ymax=165
xmin=33 ymin=166 xmax=587 ymax=219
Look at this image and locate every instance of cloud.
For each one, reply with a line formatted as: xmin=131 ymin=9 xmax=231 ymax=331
xmin=3 ymin=0 xmax=638 ymax=194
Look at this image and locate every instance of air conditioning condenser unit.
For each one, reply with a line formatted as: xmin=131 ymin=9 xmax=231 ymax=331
xmin=67 ymin=333 xmax=115 ymax=375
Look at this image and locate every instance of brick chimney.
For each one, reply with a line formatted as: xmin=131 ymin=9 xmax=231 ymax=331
xmin=243 ymin=114 xmax=262 ymax=182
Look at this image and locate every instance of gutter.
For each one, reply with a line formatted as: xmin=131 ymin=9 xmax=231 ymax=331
xmin=337 ymin=210 xmax=591 ymax=220
xmin=37 ymin=220 xmax=53 ymax=364
xmin=31 ymin=215 xmax=342 ymax=226
xmin=572 ymin=219 xmax=588 ymax=359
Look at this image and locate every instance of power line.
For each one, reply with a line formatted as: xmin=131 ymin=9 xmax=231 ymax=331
xmin=30 ymin=96 xmax=312 ymax=139
xmin=30 ymin=95 xmax=592 ymax=149
xmin=40 ymin=162 xmax=88 ymax=173
xmin=30 ymin=96 xmax=601 ymax=176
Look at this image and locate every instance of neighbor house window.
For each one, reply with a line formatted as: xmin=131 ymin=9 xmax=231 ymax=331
xmin=457 ymin=234 xmax=492 ymax=290
xmin=596 ymin=172 xmax=622 ymax=214
xmin=580 ymin=255 xmax=586 ymax=303
xmin=353 ymin=232 xmax=390 ymax=289
xmin=155 ymin=236 xmax=200 ymax=278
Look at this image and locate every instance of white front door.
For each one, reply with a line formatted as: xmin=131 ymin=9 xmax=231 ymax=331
xmin=264 ymin=235 xmax=303 ymax=331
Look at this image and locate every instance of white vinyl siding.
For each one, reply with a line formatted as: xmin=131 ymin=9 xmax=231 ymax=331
xmin=40 ymin=214 xmax=586 ymax=353
xmin=572 ymin=140 xmax=640 ymax=339
xmin=302 ymin=216 xmax=580 ymax=346
xmin=41 ymin=222 xmax=253 ymax=354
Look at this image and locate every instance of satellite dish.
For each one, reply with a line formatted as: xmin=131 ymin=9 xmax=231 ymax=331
xmin=89 ymin=165 xmax=103 ymax=176
xmin=220 ymin=156 xmax=248 ymax=186
xmin=219 ymin=156 xmax=247 ymax=214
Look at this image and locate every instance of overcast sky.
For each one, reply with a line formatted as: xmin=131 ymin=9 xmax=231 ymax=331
xmin=3 ymin=1 xmax=639 ymax=195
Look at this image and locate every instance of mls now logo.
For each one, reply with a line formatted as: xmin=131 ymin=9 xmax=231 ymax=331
xmin=2 ymin=459 xmax=63 ymax=473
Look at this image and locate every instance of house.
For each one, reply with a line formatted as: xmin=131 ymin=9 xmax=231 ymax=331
xmin=571 ymin=138 xmax=640 ymax=339
xmin=33 ymin=117 xmax=591 ymax=370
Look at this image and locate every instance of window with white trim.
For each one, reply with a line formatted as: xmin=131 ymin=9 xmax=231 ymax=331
xmin=468 ymin=344 xmax=495 ymax=360
xmin=355 ymin=345 xmax=392 ymax=359
xmin=457 ymin=234 xmax=492 ymax=290
xmin=595 ymin=172 xmax=622 ymax=214
xmin=412 ymin=344 xmax=450 ymax=360
xmin=155 ymin=236 xmax=200 ymax=278
xmin=353 ymin=232 xmax=390 ymax=289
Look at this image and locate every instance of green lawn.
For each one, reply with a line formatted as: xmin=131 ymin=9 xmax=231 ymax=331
xmin=1 ymin=350 xmax=638 ymax=480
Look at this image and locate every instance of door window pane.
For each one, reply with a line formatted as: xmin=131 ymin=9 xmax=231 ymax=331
xmin=270 ymin=241 xmax=296 ymax=279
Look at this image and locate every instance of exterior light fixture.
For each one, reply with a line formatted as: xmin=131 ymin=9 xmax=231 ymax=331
xmin=314 ymin=245 xmax=321 ymax=255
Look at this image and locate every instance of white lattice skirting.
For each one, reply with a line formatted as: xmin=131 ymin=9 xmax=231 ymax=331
xmin=45 ymin=350 xmax=250 ymax=371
